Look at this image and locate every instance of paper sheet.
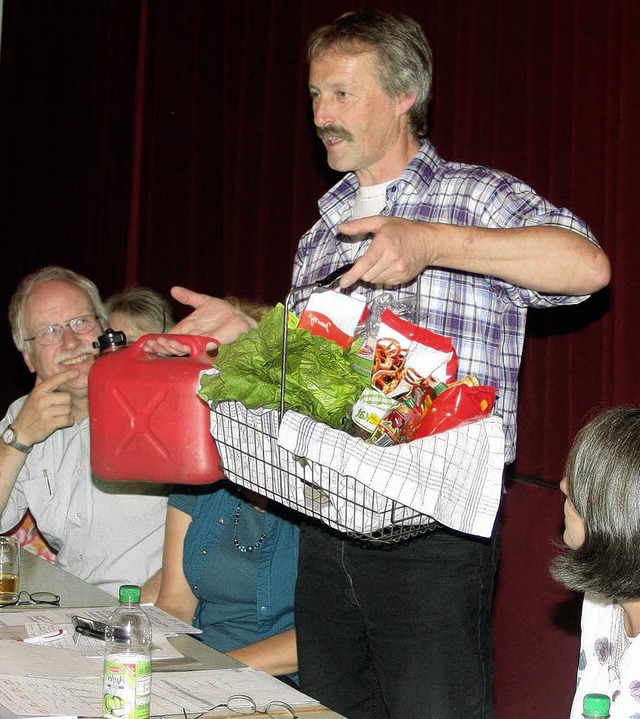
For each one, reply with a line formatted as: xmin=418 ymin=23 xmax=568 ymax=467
xmin=0 ymin=640 xmax=100 ymax=678
xmin=0 ymin=667 xmax=319 ymax=717
xmin=0 ymin=604 xmax=201 ymax=636
xmin=0 ymin=604 xmax=193 ymax=665
xmin=0 ymin=626 xmax=182 ymax=663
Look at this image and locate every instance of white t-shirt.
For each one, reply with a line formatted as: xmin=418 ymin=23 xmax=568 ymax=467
xmin=352 ymin=180 xmax=391 ymax=219
xmin=570 ymin=594 xmax=640 ymax=719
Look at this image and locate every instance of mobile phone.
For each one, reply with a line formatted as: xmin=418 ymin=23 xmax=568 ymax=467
xmin=71 ymin=615 xmax=108 ymax=640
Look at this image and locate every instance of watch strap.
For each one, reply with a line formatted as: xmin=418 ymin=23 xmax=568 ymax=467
xmin=3 ymin=425 xmax=32 ymax=454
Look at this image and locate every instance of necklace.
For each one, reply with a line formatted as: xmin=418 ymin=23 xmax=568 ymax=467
xmin=233 ymin=502 xmax=267 ymax=554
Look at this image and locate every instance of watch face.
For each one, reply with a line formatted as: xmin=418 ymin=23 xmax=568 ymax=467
xmin=2 ymin=427 xmax=15 ymax=445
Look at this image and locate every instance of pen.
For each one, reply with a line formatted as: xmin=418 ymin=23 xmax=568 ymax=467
xmin=20 ymin=629 xmax=66 ymax=644
xmin=43 ymin=468 xmax=52 ymax=496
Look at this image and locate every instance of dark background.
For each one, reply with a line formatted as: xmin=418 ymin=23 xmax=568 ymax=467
xmin=2 ymin=1 xmax=638 ymax=716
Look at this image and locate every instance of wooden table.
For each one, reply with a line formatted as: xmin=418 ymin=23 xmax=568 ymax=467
xmin=15 ymin=550 xmax=347 ymax=719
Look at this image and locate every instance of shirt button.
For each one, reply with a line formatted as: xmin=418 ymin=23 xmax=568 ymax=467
xmin=200 ymin=549 xmax=208 ymax=555
xmin=218 ymin=517 xmax=225 ymax=524
xmin=259 ymin=606 xmax=267 ymax=614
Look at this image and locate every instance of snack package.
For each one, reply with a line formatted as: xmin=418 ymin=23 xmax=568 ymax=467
xmin=351 ymin=386 xmax=399 ymax=434
xmin=396 ymin=383 xmax=440 ymax=442
xmin=353 ymin=292 xmax=416 ymax=344
xmin=411 ymin=383 xmax=497 ymax=439
xmin=368 ymin=401 xmax=414 ymax=447
xmin=298 ymin=288 xmax=369 ymax=350
xmin=371 ymin=309 xmax=457 ymax=397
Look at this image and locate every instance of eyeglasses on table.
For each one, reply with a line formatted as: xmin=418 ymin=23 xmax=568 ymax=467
xmin=0 ymin=591 xmax=60 ymax=607
xmin=179 ymin=693 xmax=299 ymax=719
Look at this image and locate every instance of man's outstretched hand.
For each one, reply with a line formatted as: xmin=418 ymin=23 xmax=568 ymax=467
xmin=143 ymin=286 xmax=257 ymax=355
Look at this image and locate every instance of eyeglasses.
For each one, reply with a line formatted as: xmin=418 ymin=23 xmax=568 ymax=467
xmin=24 ymin=315 xmax=101 ymax=346
xmin=181 ymin=694 xmax=298 ymax=719
xmin=0 ymin=591 xmax=61 ymax=607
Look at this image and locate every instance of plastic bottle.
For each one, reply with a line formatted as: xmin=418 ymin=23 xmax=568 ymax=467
xmin=102 ymin=585 xmax=152 ymax=719
xmin=582 ymin=693 xmax=611 ymax=718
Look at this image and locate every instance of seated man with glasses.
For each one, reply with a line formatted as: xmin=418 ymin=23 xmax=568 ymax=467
xmin=0 ymin=266 xmax=168 ymax=597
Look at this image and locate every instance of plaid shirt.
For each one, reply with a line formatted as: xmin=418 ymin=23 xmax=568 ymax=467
xmin=292 ymin=140 xmax=598 ymax=462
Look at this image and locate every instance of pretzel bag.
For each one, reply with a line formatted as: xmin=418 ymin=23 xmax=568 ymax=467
xmin=371 ymin=309 xmax=458 ymax=397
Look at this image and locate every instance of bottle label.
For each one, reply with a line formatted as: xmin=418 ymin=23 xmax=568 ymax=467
xmin=103 ymin=653 xmax=151 ymax=719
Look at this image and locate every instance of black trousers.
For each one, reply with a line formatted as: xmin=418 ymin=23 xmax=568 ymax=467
xmin=295 ymin=522 xmax=500 ymax=719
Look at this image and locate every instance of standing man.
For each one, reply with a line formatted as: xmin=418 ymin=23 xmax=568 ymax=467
xmin=0 ymin=266 xmax=168 ymax=596
xmin=291 ymin=11 xmax=608 ymax=719
xmin=150 ymin=9 xmax=610 ymax=718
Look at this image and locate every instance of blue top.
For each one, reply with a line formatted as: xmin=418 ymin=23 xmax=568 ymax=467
xmin=169 ymin=481 xmax=299 ymax=657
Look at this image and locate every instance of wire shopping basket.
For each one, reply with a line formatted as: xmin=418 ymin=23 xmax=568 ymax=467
xmin=207 ymin=267 xmax=505 ymax=544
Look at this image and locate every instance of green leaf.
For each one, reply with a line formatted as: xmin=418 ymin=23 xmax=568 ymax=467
xmin=198 ymin=304 xmax=367 ymax=430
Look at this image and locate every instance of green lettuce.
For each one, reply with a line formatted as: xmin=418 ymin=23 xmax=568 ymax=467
xmin=198 ymin=304 xmax=367 ymax=430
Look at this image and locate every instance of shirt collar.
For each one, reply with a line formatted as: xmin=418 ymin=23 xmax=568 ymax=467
xmin=317 ymin=139 xmax=441 ymax=232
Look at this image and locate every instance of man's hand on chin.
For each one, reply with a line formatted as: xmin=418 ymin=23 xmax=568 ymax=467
xmin=14 ymin=369 xmax=80 ymax=445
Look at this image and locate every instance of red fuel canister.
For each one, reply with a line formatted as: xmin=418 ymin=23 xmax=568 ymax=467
xmin=88 ymin=333 xmax=224 ymax=484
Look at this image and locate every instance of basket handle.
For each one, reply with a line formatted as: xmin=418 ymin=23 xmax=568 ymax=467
xmin=279 ymin=263 xmax=355 ymax=419
xmin=314 ymin=263 xmax=354 ymax=287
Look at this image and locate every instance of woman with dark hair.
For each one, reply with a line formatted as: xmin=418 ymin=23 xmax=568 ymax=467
xmin=552 ymin=407 xmax=640 ymax=718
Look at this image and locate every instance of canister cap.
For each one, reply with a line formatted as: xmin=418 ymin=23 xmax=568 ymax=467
xmin=583 ymin=693 xmax=610 ymax=717
xmin=93 ymin=328 xmax=127 ymax=352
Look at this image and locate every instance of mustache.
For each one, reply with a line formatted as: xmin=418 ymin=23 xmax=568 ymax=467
xmin=317 ymin=125 xmax=353 ymax=142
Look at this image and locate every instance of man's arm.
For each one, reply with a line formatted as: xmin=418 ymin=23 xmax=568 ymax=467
xmin=0 ymin=369 xmax=78 ymax=514
xmin=0 ymin=444 xmax=30 ymax=522
xmin=336 ymin=217 xmax=611 ymax=295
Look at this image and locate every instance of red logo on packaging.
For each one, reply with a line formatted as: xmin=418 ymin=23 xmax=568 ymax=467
xmin=298 ymin=289 xmax=368 ymax=350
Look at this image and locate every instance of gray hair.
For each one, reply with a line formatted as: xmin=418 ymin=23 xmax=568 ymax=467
xmin=550 ymin=407 xmax=640 ymax=600
xmin=307 ymin=9 xmax=433 ymax=139
xmin=105 ymin=286 xmax=174 ymax=338
xmin=9 ymin=266 xmax=108 ymax=353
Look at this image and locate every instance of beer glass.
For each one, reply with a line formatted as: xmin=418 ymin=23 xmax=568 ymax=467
xmin=0 ymin=536 xmax=20 ymax=604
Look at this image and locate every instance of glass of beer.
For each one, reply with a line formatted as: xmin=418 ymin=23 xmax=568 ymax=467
xmin=0 ymin=536 xmax=20 ymax=604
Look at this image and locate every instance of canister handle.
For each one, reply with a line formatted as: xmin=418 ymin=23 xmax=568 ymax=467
xmin=129 ymin=334 xmax=219 ymax=362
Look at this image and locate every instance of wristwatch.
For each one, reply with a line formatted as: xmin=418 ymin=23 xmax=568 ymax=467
xmin=2 ymin=425 xmax=32 ymax=454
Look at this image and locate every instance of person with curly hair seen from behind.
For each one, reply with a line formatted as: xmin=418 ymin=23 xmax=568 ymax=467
xmin=552 ymin=407 xmax=640 ymax=718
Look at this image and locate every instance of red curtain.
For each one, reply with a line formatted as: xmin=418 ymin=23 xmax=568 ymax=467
xmin=2 ymin=2 xmax=639 ymax=716
xmin=2 ymin=0 xmax=636 ymax=477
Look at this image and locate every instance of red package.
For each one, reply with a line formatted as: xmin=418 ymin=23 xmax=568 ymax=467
xmin=411 ymin=384 xmax=497 ymax=439
xmin=371 ymin=309 xmax=458 ymax=397
xmin=298 ymin=288 xmax=368 ymax=350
